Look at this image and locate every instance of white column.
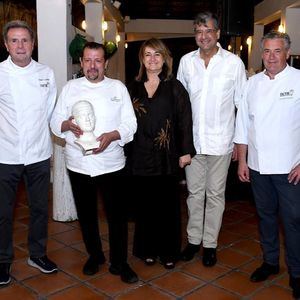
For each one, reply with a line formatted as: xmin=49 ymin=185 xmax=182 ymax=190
xmin=36 ymin=0 xmax=77 ymax=222
xmin=105 ymin=21 xmax=125 ymax=82
xmin=248 ymin=24 xmax=264 ymax=72
xmin=36 ymin=0 xmax=73 ymax=92
xmin=83 ymin=0 xmax=104 ymax=43
xmin=285 ymin=7 xmax=300 ymax=55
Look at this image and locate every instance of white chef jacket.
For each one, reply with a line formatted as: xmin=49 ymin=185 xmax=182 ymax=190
xmin=0 ymin=56 xmax=56 ymax=165
xmin=234 ymin=65 xmax=300 ymax=174
xmin=177 ymin=44 xmax=246 ymax=155
xmin=50 ymin=76 xmax=137 ymax=177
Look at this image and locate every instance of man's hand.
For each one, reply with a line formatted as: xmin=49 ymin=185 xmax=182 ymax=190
xmin=179 ymin=154 xmax=192 ymax=168
xmin=61 ymin=116 xmax=83 ymax=138
xmin=288 ymin=164 xmax=300 ymax=185
xmin=238 ymin=161 xmax=250 ymax=182
xmin=232 ymin=144 xmax=238 ymax=161
xmin=93 ymin=130 xmax=120 ymax=154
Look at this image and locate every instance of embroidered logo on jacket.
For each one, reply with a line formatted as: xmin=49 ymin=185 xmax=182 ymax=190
xmin=280 ymin=89 xmax=294 ymax=99
xmin=39 ymin=78 xmax=50 ymax=87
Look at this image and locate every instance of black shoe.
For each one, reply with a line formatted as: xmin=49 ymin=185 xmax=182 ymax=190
xmin=0 ymin=263 xmax=11 ymax=286
xmin=144 ymin=257 xmax=156 ymax=266
xmin=180 ymin=243 xmax=200 ymax=261
xmin=83 ymin=254 xmax=106 ymax=275
xmin=163 ymin=261 xmax=175 ymax=269
xmin=250 ymin=262 xmax=279 ymax=282
xmin=109 ymin=263 xmax=138 ymax=284
xmin=28 ymin=256 xmax=57 ymax=274
xmin=289 ymin=276 xmax=300 ymax=299
xmin=202 ymin=247 xmax=217 ymax=267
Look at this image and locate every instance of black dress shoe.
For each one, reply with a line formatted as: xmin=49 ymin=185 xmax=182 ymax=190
xmin=109 ymin=263 xmax=138 ymax=284
xmin=202 ymin=247 xmax=217 ymax=267
xmin=83 ymin=254 xmax=106 ymax=275
xmin=180 ymin=243 xmax=200 ymax=261
xmin=250 ymin=262 xmax=279 ymax=282
xmin=289 ymin=276 xmax=300 ymax=299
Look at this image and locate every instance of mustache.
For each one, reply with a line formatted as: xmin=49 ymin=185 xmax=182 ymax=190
xmin=87 ymin=68 xmax=98 ymax=73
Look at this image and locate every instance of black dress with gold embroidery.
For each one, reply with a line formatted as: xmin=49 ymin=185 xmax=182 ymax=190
xmin=125 ymin=75 xmax=195 ymax=176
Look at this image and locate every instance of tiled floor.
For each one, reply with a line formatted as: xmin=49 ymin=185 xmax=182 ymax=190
xmin=0 ymin=180 xmax=294 ymax=299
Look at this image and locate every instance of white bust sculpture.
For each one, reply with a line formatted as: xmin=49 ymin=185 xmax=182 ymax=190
xmin=72 ymin=100 xmax=99 ymax=155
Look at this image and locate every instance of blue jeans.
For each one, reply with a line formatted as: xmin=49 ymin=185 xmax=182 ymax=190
xmin=250 ymin=169 xmax=300 ymax=277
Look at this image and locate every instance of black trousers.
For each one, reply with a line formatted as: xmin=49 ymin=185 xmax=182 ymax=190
xmin=132 ymin=175 xmax=181 ymax=262
xmin=68 ymin=169 xmax=128 ymax=267
xmin=0 ymin=159 xmax=50 ymax=263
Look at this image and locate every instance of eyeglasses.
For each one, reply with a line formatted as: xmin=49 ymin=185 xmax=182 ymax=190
xmin=194 ymin=28 xmax=217 ymax=36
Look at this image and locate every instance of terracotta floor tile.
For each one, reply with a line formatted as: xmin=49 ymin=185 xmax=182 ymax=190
xmin=88 ymin=272 xmax=139 ymax=296
xmin=48 ymin=284 xmax=108 ymax=300
xmin=13 ymin=246 xmax=28 ymax=260
xmin=14 ymin=207 xmax=30 ymax=219
xmin=215 ymin=271 xmax=264 ymax=296
xmin=224 ymin=223 xmax=259 ymax=238
xmin=251 ymin=285 xmax=293 ymax=300
xmin=239 ymin=259 xmax=263 ymax=274
xmin=130 ymin=259 xmax=168 ymax=281
xmin=218 ymin=248 xmax=252 ymax=268
xmin=63 ymin=258 xmax=108 ymax=280
xmin=0 ymin=282 xmax=36 ymax=300
xmin=13 ymin=220 xmax=27 ymax=231
xmin=52 ymin=228 xmax=83 ymax=246
xmin=11 ymin=259 xmax=40 ymax=281
xmin=47 ymin=238 xmax=66 ymax=252
xmin=274 ymin=273 xmax=291 ymax=289
xmin=222 ymin=208 xmax=253 ymax=225
xmin=218 ymin=230 xmax=243 ymax=246
xmin=48 ymin=221 xmax=75 ymax=235
xmin=49 ymin=247 xmax=85 ymax=269
xmin=231 ymin=239 xmax=261 ymax=257
xmin=23 ymin=271 xmax=78 ymax=296
xmin=184 ymin=284 xmax=240 ymax=300
xmin=233 ymin=201 xmax=257 ymax=213
xmin=13 ymin=229 xmax=28 ymax=246
xmin=151 ymin=271 xmax=204 ymax=297
xmin=181 ymin=260 xmax=231 ymax=282
xmin=116 ymin=284 xmax=175 ymax=300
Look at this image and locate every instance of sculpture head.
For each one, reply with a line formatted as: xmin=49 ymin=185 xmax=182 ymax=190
xmin=72 ymin=100 xmax=96 ymax=133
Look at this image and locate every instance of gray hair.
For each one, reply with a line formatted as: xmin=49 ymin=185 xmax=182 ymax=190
xmin=3 ymin=20 xmax=35 ymax=42
xmin=193 ymin=11 xmax=219 ymax=30
xmin=261 ymin=30 xmax=291 ymax=50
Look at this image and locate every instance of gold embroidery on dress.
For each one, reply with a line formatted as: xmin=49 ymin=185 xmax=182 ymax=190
xmin=154 ymin=119 xmax=171 ymax=149
xmin=133 ymin=98 xmax=147 ymax=116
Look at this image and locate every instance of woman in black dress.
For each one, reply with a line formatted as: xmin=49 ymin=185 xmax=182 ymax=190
xmin=126 ymin=38 xmax=195 ymax=269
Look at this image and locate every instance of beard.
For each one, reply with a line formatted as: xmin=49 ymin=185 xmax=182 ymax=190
xmin=86 ymin=68 xmax=99 ymax=81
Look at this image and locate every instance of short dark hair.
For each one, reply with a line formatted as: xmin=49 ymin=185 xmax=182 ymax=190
xmin=3 ymin=20 xmax=35 ymax=42
xmin=193 ymin=11 xmax=219 ymax=30
xmin=81 ymin=42 xmax=108 ymax=60
xmin=261 ymin=30 xmax=291 ymax=50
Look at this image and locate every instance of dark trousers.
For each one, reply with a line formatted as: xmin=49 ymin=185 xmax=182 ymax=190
xmin=250 ymin=169 xmax=300 ymax=277
xmin=0 ymin=159 xmax=50 ymax=263
xmin=68 ymin=169 xmax=128 ymax=267
xmin=132 ymin=175 xmax=181 ymax=262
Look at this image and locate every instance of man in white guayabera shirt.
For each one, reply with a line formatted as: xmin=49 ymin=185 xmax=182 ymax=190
xmin=50 ymin=42 xmax=138 ymax=284
xmin=0 ymin=20 xmax=57 ymax=286
xmin=177 ymin=11 xmax=246 ymax=266
xmin=235 ymin=31 xmax=300 ymax=299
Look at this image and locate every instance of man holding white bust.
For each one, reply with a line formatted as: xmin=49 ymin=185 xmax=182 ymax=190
xmin=50 ymin=42 xmax=138 ymax=283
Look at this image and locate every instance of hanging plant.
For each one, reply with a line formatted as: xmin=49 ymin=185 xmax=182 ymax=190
xmin=69 ymin=34 xmax=87 ymax=63
xmin=104 ymin=41 xmax=118 ymax=58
